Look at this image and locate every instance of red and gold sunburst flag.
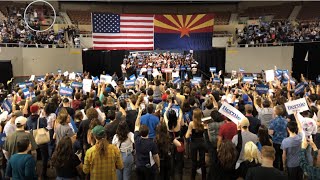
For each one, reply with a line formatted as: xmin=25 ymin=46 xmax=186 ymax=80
xmin=154 ymin=14 xmax=214 ymax=50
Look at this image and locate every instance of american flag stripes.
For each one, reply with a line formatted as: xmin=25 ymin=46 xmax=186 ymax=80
xmin=92 ymin=13 xmax=154 ymax=50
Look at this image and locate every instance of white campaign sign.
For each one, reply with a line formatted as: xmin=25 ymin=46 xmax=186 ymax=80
xmin=100 ymin=75 xmax=107 ymax=83
xmin=111 ymin=80 xmax=117 ymax=89
xmin=224 ymin=78 xmax=231 ymax=86
xmin=29 ymin=75 xmax=35 ymax=81
xmin=265 ymin=69 xmax=275 ymax=82
xmin=285 ymin=98 xmax=309 ymax=115
xmin=231 ymin=79 xmax=239 ymax=86
xmin=105 ymin=76 xmax=112 ymax=84
xmin=218 ymin=102 xmax=245 ymax=125
xmin=82 ymin=79 xmax=92 ymax=94
xmin=172 ymin=71 xmax=179 ymax=78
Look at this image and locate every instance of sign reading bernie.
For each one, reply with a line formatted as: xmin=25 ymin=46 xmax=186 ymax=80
xmin=284 ymin=98 xmax=309 ymax=115
xmin=218 ymin=102 xmax=245 ymax=124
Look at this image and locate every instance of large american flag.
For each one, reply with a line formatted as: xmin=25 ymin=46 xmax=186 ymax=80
xmin=92 ymin=13 xmax=154 ymax=50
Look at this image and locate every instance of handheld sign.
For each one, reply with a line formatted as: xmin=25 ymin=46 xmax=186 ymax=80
xmin=284 ymin=98 xmax=309 ymax=115
xmin=265 ymin=70 xmax=275 ymax=82
xmin=69 ymin=72 xmax=76 ymax=80
xmin=193 ymin=77 xmax=201 ymax=82
xmin=25 ymin=81 xmax=33 ymax=87
xmin=111 ymin=80 xmax=118 ymax=89
xmin=224 ymin=78 xmax=231 ymax=87
xmin=37 ymin=77 xmax=45 ymax=82
xmin=294 ymin=83 xmax=305 ymax=95
xmin=231 ymin=79 xmax=239 ymax=86
xmin=100 ymin=75 xmax=107 ymax=83
xmin=129 ymin=74 xmax=136 ymax=80
xmin=18 ymin=83 xmax=26 ymax=89
xmin=172 ymin=71 xmax=179 ymax=78
xmin=213 ymin=78 xmax=220 ymax=83
xmin=71 ymin=82 xmax=83 ymax=88
xmin=209 ymin=67 xmax=216 ymax=73
xmin=29 ymin=75 xmax=35 ymax=81
xmin=60 ymin=87 xmax=73 ymax=97
xmin=243 ymin=77 xmax=253 ymax=83
xmin=58 ymin=69 xmax=62 ymax=74
xmin=191 ymin=80 xmax=200 ymax=85
xmin=82 ymin=79 xmax=92 ymax=94
xmin=124 ymin=80 xmax=135 ymax=87
xmin=219 ymin=102 xmax=245 ymax=125
xmin=1 ymin=99 xmax=12 ymax=113
xmin=173 ymin=77 xmax=181 ymax=84
xmin=239 ymin=68 xmax=245 ymax=73
xmin=22 ymin=88 xmax=30 ymax=97
xmin=92 ymin=76 xmax=99 ymax=85
xmin=256 ymin=84 xmax=269 ymax=95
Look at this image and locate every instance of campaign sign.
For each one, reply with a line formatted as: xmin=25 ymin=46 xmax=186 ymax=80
xmin=285 ymin=98 xmax=309 ymax=115
xmin=231 ymin=79 xmax=239 ymax=86
xmin=22 ymin=88 xmax=30 ymax=97
xmin=265 ymin=70 xmax=275 ymax=82
xmin=213 ymin=78 xmax=220 ymax=83
xmin=19 ymin=83 xmax=26 ymax=89
xmin=191 ymin=80 xmax=200 ymax=85
xmin=256 ymin=84 xmax=269 ymax=95
xmin=193 ymin=77 xmax=201 ymax=82
xmin=37 ymin=77 xmax=45 ymax=82
xmin=243 ymin=77 xmax=253 ymax=83
xmin=124 ymin=80 xmax=135 ymax=87
xmin=82 ymin=79 xmax=92 ymax=94
xmin=1 ymin=99 xmax=12 ymax=113
xmin=294 ymin=83 xmax=305 ymax=95
xmin=210 ymin=67 xmax=216 ymax=73
xmin=239 ymin=68 xmax=245 ymax=72
xmin=173 ymin=77 xmax=181 ymax=84
xmin=60 ymin=87 xmax=73 ymax=97
xmin=224 ymin=78 xmax=231 ymax=86
xmin=71 ymin=82 xmax=83 ymax=88
xmin=111 ymin=80 xmax=118 ymax=89
xmin=219 ymin=102 xmax=245 ymax=125
xmin=138 ymin=75 xmax=145 ymax=79
xmin=92 ymin=76 xmax=99 ymax=84
xmin=129 ymin=74 xmax=136 ymax=80
xmin=25 ymin=81 xmax=33 ymax=87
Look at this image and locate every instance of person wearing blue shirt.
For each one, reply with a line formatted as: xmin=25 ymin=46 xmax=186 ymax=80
xmin=268 ymin=105 xmax=288 ymax=171
xmin=140 ymin=104 xmax=159 ymax=139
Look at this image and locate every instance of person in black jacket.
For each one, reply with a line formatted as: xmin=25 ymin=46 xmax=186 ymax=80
xmin=207 ymin=123 xmax=242 ymax=180
xmin=236 ymin=141 xmax=261 ymax=179
xmin=26 ymin=104 xmax=48 ymax=179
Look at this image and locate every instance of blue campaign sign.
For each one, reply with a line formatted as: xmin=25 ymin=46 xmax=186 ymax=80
xmin=22 ymin=88 xmax=30 ymax=97
xmin=129 ymin=74 xmax=136 ymax=80
xmin=294 ymin=83 xmax=305 ymax=95
xmin=124 ymin=80 xmax=135 ymax=87
xmin=256 ymin=84 xmax=269 ymax=95
xmin=1 ymin=99 xmax=12 ymax=113
xmin=239 ymin=68 xmax=245 ymax=72
xmin=243 ymin=77 xmax=254 ymax=83
xmin=193 ymin=76 xmax=201 ymax=82
xmin=210 ymin=67 xmax=216 ymax=73
xmin=18 ymin=83 xmax=26 ymax=89
xmin=25 ymin=81 xmax=33 ymax=87
xmin=173 ymin=77 xmax=181 ymax=84
xmin=213 ymin=78 xmax=220 ymax=83
xmin=0 ymin=133 xmax=6 ymax=146
xmin=60 ymin=87 xmax=73 ymax=97
xmin=71 ymin=82 xmax=83 ymax=88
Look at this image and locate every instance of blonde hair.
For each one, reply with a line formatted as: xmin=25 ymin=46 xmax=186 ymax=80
xmin=243 ymin=141 xmax=260 ymax=164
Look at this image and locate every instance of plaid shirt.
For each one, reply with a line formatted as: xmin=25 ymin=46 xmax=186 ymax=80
xmin=83 ymin=144 xmax=123 ymax=180
xmin=299 ymin=149 xmax=319 ymax=179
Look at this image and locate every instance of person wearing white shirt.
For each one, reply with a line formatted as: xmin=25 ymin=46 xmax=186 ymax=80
xmin=3 ymin=111 xmax=22 ymax=136
xmin=112 ymin=121 xmax=134 ymax=180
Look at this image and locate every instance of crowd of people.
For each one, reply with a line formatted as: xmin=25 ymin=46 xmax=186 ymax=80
xmin=0 ymin=63 xmax=319 ymax=180
xmin=121 ymin=53 xmax=199 ymax=82
xmin=0 ymin=5 xmax=79 ymax=48
xmin=236 ymin=20 xmax=320 ymax=46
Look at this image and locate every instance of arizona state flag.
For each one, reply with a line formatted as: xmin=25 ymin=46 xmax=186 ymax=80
xmin=154 ymin=14 xmax=214 ymax=50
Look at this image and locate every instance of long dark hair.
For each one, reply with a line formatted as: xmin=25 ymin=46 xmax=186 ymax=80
xmin=218 ymin=140 xmax=238 ymax=169
xmin=155 ymin=121 xmax=171 ymax=158
xmin=51 ymin=136 xmax=73 ymax=168
xmin=167 ymin=109 xmax=178 ymax=130
xmin=116 ymin=121 xmax=130 ymax=143
xmin=258 ymin=125 xmax=272 ymax=146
